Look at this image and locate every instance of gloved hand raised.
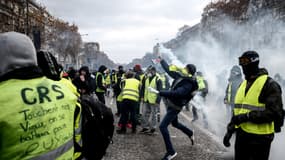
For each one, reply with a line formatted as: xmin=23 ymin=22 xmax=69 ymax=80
xmin=148 ymin=86 xmax=159 ymax=94
xmin=231 ymin=113 xmax=249 ymax=125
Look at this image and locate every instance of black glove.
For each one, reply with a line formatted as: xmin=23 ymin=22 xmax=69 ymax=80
xmin=231 ymin=114 xmax=249 ymax=125
xmin=227 ymin=122 xmax=235 ymax=134
xmin=223 ymin=132 xmax=232 ymax=147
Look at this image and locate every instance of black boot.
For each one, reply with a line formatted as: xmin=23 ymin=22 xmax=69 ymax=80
xmin=116 ymin=127 xmax=126 ymax=134
xmin=132 ymin=127 xmax=137 ymax=134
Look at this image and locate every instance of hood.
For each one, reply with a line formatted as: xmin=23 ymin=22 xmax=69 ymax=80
xmin=258 ymin=68 xmax=268 ymax=76
xmin=98 ymin=65 xmax=107 ymax=73
xmin=229 ymin=65 xmax=242 ymax=81
xmin=0 ymin=32 xmax=37 ymax=77
xmin=79 ymin=66 xmax=90 ymax=75
xmin=247 ymin=68 xmax=268 ymax=82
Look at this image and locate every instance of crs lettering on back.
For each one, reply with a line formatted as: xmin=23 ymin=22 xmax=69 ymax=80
xmin=21 ymin=84 xmax=64 ymax=105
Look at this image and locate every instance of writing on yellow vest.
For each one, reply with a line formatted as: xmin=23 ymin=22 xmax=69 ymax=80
xmin=21 ymin=85 xmax=64 ymax=105
xmin=0 ymin=77 xmax=77 ymax=160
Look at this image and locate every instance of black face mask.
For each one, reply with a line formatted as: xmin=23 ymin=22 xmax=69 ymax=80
xmin=241 ymin=63 xmax=259 ymax=80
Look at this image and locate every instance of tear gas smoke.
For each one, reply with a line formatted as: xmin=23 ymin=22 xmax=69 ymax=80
xmin=159 ymin=9 xmax=285 ymax=159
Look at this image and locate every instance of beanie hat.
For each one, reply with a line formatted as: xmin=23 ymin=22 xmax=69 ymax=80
xmin=98 ymin=65 xmax=107 ymax=73
xmin=186 ymin=64 xmax=196 ymax=75
xmin=134 ymin=64 xmax=142 ymax=72
xmin=239 ymin=51 xmax=259 ymax=66
xmin=0 ymin=32 xmax=37 ymax=76
xmin=239 ymin=51 xmax=259 ymax=80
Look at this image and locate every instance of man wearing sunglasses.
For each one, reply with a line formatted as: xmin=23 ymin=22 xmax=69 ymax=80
xmin=223 ymin=51 xmax=284 ymax=160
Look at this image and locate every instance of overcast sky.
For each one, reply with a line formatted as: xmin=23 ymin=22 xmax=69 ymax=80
xmin=37 ymin=0 xmax=211 ymax=63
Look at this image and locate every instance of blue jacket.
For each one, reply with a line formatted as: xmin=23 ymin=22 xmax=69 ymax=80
xmin=159 ymin=59 xmax=198 ymax=107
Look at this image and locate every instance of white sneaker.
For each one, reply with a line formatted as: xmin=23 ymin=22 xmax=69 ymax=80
xmin=162 ymin=152 xmax=177 ymax=160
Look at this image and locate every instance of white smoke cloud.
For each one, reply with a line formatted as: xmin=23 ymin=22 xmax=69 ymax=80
xmin=161 ymin=8 xmax=285 ymax=159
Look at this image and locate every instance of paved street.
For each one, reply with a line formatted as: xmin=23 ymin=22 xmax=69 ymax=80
xmin=103 ymin=97 xmax=229 ymax=160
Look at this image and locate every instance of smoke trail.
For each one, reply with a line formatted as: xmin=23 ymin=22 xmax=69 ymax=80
xmin=163 ymin=6 xmax=285 ymax=159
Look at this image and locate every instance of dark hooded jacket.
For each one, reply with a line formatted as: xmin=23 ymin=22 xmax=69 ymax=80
xmin=245 ymin=68 xmax=284 ymax=132
xmin=73 ymin=66 xmax=96 ymax=94
xmin=113 ymin=68 xmax=125 ymax=96
xmin=96 ymin=65 xmax=107 ymax=92
xmin=224 ymin=65 xmax=243 ymax=105
xmin=159 ymin=59 xmax=198 ymax=107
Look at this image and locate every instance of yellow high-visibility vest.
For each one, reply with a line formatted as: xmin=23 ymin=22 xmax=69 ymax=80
xmin=227 ymin=82 xmax=232 ymax=103
xmin=144 ymin=76 xmax=159 ymax=104
xmin=96 ymin=72 xmax=106 ymax=92
xmin=139 ymin=74 xmax=145 ymax=83
xmin=60 ymin=78 xmax=80 ymax=97
xmin=111 ymin=73 xmax=117 ymax=84
xmin=116 ymin=76 xmax=125 ymax=102
xmin=196 ymin=75 xmax=206 ymax=90
xmin=122 ymin=78 xmax=140 ymax=102
xmin=60 ymin=78 xmax=82 ymax=159
xmin=160 ymin=74 xmax=167 ymax=89
xmin=234 ymin=75 xmax=274 ymax=135
xmin=105 ymin=74 xmax=111 ymax=85
xmin=0 ymin=77 xmax=77 ymax=160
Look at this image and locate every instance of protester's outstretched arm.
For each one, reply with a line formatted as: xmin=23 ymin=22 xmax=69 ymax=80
xmin=159 ymin=82 xmax=192 ymax=98
xmin=159 ymin=58 xmax=180 ymax=79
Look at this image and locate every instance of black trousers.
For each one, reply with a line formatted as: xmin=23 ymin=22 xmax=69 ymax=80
xmin=95 ymin=92 xmax=105 ymax=104
xmin=120 ymin=99 xmax=138 ymax=130
xmin=235 ymin=129 xmax=274 ymax=160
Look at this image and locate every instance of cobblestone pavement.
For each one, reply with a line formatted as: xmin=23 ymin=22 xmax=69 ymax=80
xmin=103 ymin=97 xmax=228 ymax=160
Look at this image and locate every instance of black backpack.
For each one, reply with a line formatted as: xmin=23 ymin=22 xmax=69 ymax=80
xmin=80 ymin=94 xmax=114 ymax=160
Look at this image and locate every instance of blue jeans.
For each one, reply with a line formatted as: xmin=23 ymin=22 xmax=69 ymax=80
xmin=159 ymin=106 xmax=193 ymax=154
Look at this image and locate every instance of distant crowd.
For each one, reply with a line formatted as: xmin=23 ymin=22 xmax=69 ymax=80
xmin=0 ymin=32 xmax=284 ymax=160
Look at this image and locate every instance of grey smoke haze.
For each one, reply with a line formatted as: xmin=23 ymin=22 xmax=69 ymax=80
xmin=37 ymin=0 xmax=284 ymax=158
xmin=163 ymin=10 xmax=285 ymax=159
